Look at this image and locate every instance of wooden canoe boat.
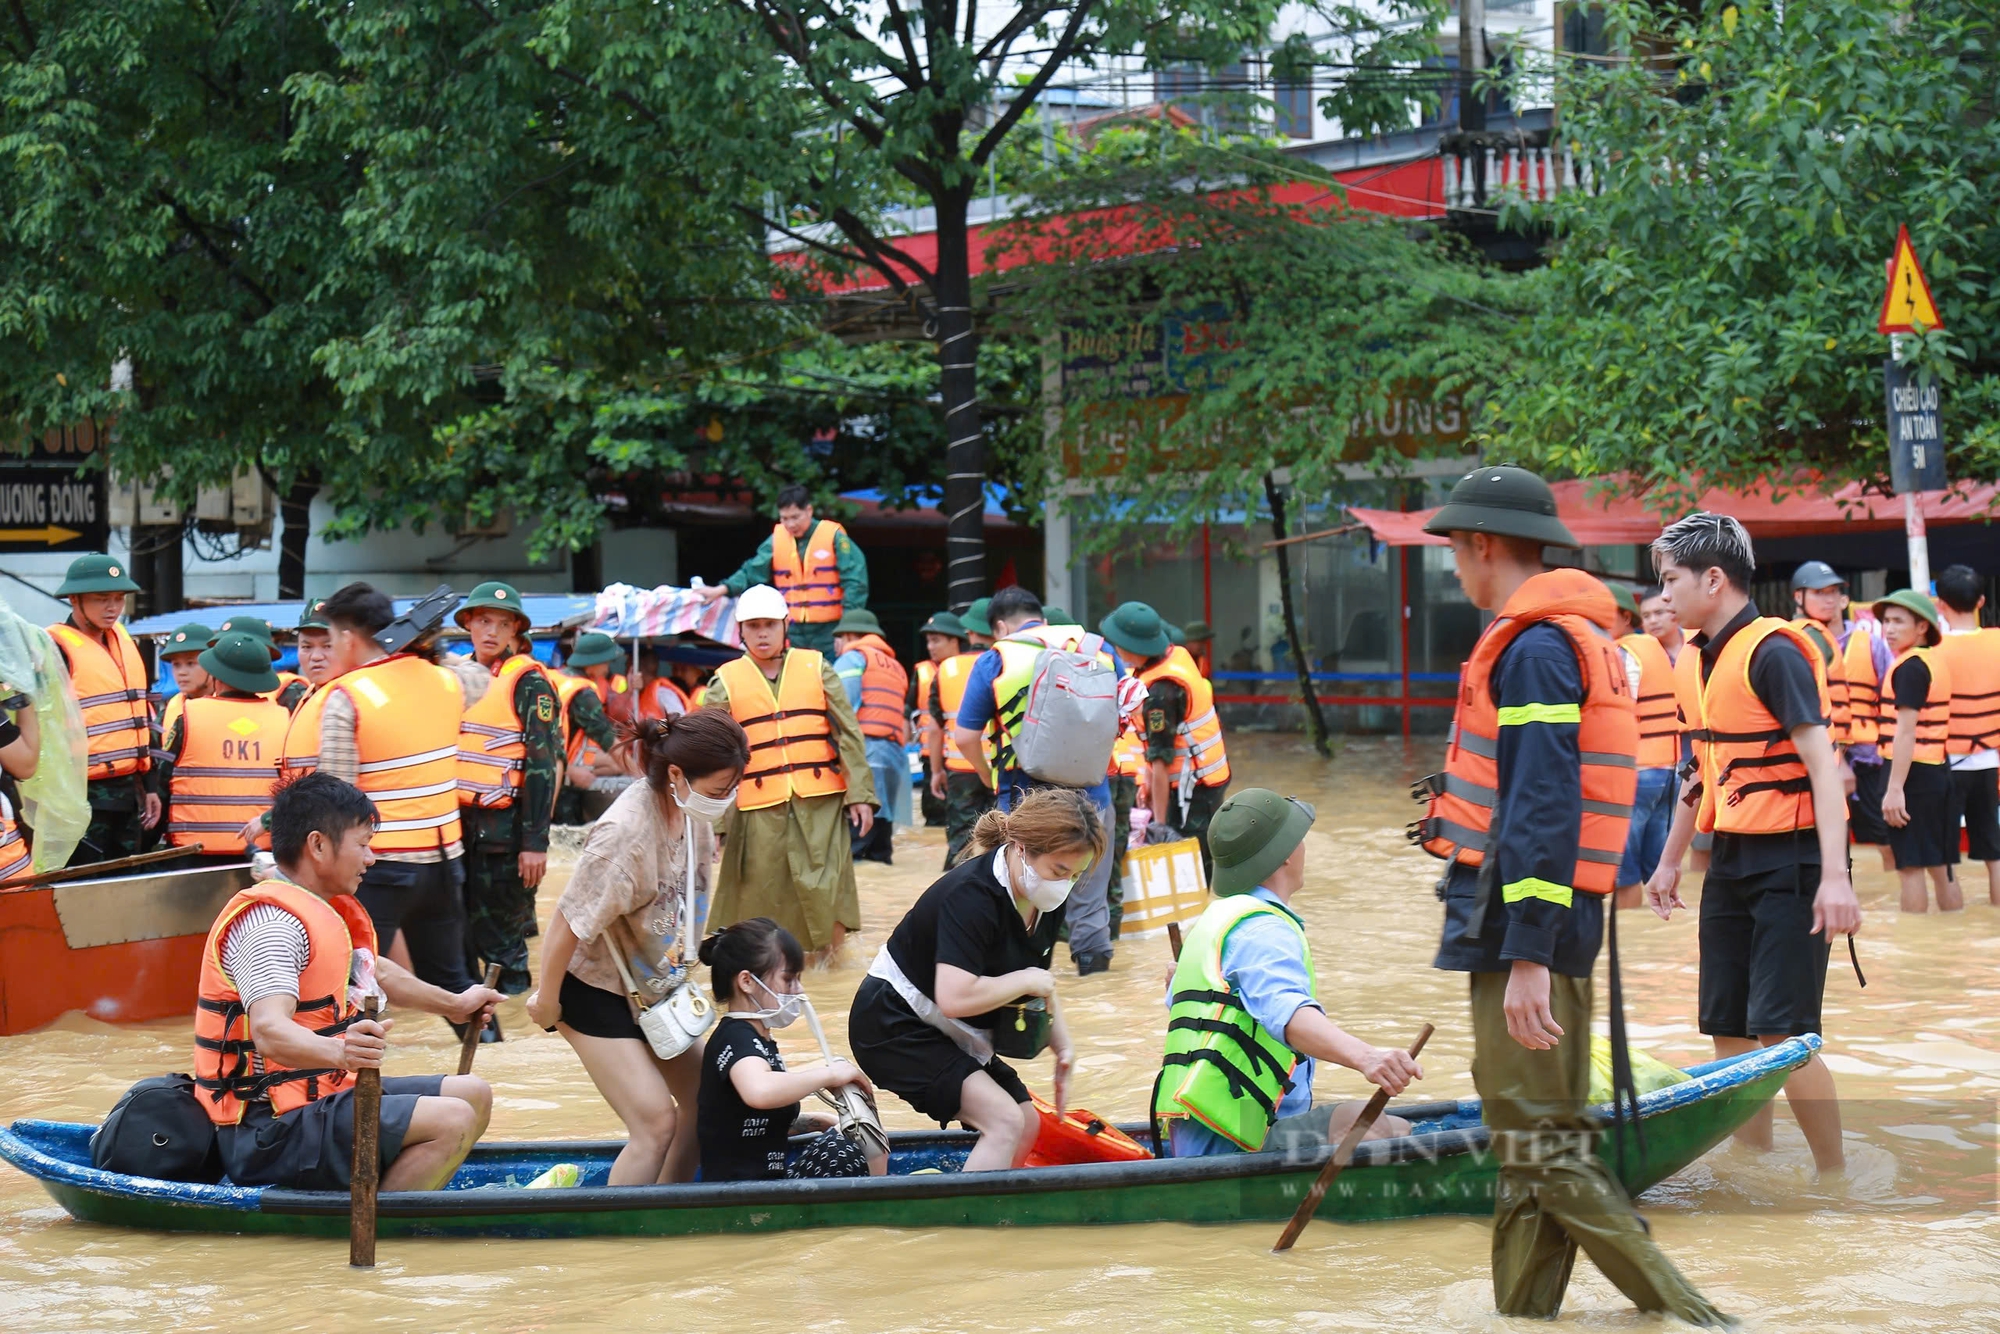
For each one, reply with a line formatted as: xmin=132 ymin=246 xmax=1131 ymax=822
xmin=0 ymin=1036 xmax=1818 ymax=1238
xmin=0 ymin=863 xmax=250 ymax=1035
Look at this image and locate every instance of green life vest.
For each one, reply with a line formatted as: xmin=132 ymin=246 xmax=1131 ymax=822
xmin=1152 ymin=893 xmax=1315 ymax=1151
xmin=987 ymin=624 xmax=1091 ymax=772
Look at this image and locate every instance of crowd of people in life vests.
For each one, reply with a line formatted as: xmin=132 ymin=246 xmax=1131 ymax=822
xmin=21 ymin=463 xmax=1993 ymax=1328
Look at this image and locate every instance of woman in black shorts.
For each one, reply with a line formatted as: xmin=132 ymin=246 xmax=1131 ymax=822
xmin=525 ymin=710 xmax=750 ymax=1185
xmin=849 ymin=787 xmax=1106 ymax=1171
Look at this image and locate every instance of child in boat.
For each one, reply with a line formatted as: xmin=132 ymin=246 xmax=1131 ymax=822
xmin=696 ymin=918 xmax=886 ymax=1180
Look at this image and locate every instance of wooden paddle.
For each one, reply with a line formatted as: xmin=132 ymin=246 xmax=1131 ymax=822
xmin=1271 ymin=1022 xmax=1433 ymax=1253
xmin=349 ymin=997 xmax=383 ymax=1268
xmin=456 ymin=964 xmax=504 ymax=1076
xmin=11 ymin=843 xmax=206 ymax=890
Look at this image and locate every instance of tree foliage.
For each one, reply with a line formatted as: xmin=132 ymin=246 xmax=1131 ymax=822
xmin=1486 ymin=0 xmax=2000 ymax=493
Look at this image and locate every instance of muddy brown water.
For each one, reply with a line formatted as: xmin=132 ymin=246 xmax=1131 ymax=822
xmin=2 ymin=738 xmax=1997 ymax=1331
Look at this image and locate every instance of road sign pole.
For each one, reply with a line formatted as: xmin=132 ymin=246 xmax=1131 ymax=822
xmin=1903 ymin=491 xmax=1930 ymax=594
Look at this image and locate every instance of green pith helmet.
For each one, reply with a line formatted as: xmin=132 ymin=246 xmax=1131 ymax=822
xmin=1608 ymin=583 xmax=1642 ymax=622
xmin=1166 ymin=623 xmax=1185 ymax=646
xmin=1041 ymin=606 xmax=1072 ymax=627
xmin=567 ymin=631 xmax=624 ymax=669
xmin=920 ymin=611 xmax=967 ymax=641
xmin=961 ymin=597 xmax=994 ymax=637
xmin=456 ymin=580 xmax=530 ymax=629
xmin=210 ymin=614 xmax=280 ymax=660
xmin=1209 ymin=789 xmax=1317 ymax=896
xmin=161 ymin=622 xmax=215 ymax=660
xmin=1181 ymin=620 xmax=1215 ymax=644
xmin=1098 ymin=601 xmax=1172 ymax=658
xmin=296 ymin=598 xmax=330 ymax=632
xmin=1423 ymin=466 xmax=1579 ymax=549
xmin=55 ymin=553 xmax=140 ymax=597
xmin=1791 ymin=560 xmax=1846 ymax=592
xmin=832 ymin=608 xmax=885 ymax=637
xmin=1874 ymin=589 xmax=1942 ymax=635
xmin=198 ymin=632 xmax=282 ymax=695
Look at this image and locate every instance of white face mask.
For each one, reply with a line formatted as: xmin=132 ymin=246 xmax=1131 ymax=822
xmin=676 ymin=778 xmax=737 ymax=824
xmin=731 ymin=974 xmax=804 ymax=1029
xmin=1014 ymin=847 xmax=1076 ymax=912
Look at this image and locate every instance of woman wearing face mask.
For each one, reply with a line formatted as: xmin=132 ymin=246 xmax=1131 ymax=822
xmin=848 ymin=788 xmax=1107 ymax=1171
xmin=695 ymin=917 xmax=885 ymax=1180
xmin=525 ymin=710 xmax=749 ymax=1185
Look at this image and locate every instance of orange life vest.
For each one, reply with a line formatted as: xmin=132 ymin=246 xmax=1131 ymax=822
xmin=193 ymin=879 xmax=378 ymax=1126
xmin=1940 ymin=628 xmax=2000 ymax=755
xmin=1417 ymin=569 xmax=1637 ymax=897
xmin=1880 ymin=645 xmax=1951 ymax=767
xmin=847 ymin=633 xmax=910 ymax=743
xmin=715 ymin=650 xmax=845 ymax=810
xmin=637 ymin=676 xmax=689 ymax=723
xmin=168 ymin=694 xmax=293 ymax=852
xmin=48 ymin=621 xmax=150 ymax=779
xmin=1110 ymin=723 xmax=1146 ymax=780
xmin=770 ymin=520 xmax=846 ymax=623
xmin=554 ymin=672 xmax=599 ymax=766
xmin=914 ymin=660 xmax=939 ymax=754
xmin=1687 ymin=619 xmax=1830 ymax=835
xmin=1619 ymin=631 xmax=1679 ymax=770
xmin=1792 ymin=618 xmax=1851 ymax=746
xmin=1842 ymin=623 xmax=1883 ymax=748
xmin=0 ymin=792 xmax=29 ymax=883
xmin=1137 ymin=646 xmax=1230 ymax=789
xmin=935 ymin=653 xmax=982 ymax=775
xmin=458 ymin=653 xmax=546 ymax=809
xmin=340 ymin=655 xmax=465 ymax=853
xmin=262 ymin=670 xmax=307 ymax=709
xmin=278 ymin=683 xmax=326 ymax=783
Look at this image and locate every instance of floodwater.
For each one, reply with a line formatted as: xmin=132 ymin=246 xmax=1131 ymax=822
xmin=3 ymin=737 xmax=1998 ymax=1332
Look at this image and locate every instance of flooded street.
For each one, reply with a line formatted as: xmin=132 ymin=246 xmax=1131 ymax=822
xmin=3 ymin=736 xmax=1997 ymax=1332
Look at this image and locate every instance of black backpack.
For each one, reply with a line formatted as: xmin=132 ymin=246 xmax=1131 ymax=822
xmin=90 ymin=1074 xmax=224 ymax=1184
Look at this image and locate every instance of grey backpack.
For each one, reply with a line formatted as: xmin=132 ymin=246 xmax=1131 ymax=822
xmin=1008 ymin=632 xmax=1119 ymax=787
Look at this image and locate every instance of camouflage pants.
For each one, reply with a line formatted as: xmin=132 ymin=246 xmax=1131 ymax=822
xmin=1108 ymin=774 xmax=1136 ymax=939
xmin=919 ymin=759 xmax=948 ymax=827
xmin=462 ymin=819 xmax=536 ymax=994
xmin=942 ymin=771 xmax=995 ymax=870
xmin=1170 ymin=780 xmax=1228 ymax=882
xmin=69 ymin=780 xmax=148 ymax=866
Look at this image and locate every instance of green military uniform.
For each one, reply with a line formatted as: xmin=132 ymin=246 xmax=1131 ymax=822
xmin=720 ymin=521 xmax=869 ymax=657
xmin=552 ymin=667 xmax=622 ymax=825
xmin=1107 ymin=772 xmax=1136 ymax=938
xmin=456 ymin=583 xmax=562 ymax=994
xmin=915 ymin=610 xmax=969 ymax=831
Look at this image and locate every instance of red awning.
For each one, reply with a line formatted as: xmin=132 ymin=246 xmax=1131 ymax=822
xmin=1349 ymin=477 xmax=2000 ymax=547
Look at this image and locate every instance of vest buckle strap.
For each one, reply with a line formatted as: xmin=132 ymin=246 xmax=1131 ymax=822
xmin=1409 ymin=772 xmax=1446 ymax=803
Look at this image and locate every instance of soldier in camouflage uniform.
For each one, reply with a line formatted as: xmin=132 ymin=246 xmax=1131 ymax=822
xmin=552 ymin=631 xmax=626 ymax=825
xmin=455 ymin=582 xmax=563 ymax=995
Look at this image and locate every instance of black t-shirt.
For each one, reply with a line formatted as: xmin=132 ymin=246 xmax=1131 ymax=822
xmin=1697 ymin=603 xmax=1829 ymax=878
xmin=1891 ymin=657 xmax=1933 ymax=713
xmin=883 ymin=849 xmax=1064 ymax=1026
xmin=697 ymin=1017 xmax=796 ymax=1181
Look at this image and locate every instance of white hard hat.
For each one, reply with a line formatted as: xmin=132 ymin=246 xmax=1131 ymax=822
xmin=735 ymin=584 xmax=790 ymax=624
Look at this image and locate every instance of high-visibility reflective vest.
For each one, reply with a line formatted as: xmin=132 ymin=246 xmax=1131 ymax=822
xmin=278 ymin=684 xmax=326 ymax=783
xmin=1415 ymin=569 xmax=1637 ymax=898
xmin=1880 ymin=646 xmax=1951 ymax=767
xmin=458 ymin=653 xmax=546 ymax=809
xmin=846 ymin=633 xmax=909 ymax=743
xmin=0 ymin=792 xmax=29 ymax=883
xmin=1110 ymin=724 xmax=1145 ymax=780
xmin=988 ymin=623 xmax=1104 ymax=774
xmin=1792 ymin=618 xmax=1851 ymax=746
xmin=1940 ymin=628 xmax=2000 ymax=755
xmin=1619 ymin=632 xmax=1680 ymax=771
xmin=554 ymin=672 xmax=599 ymax=765
xmin=342 ymin=656 xmax=465 ymax=852
xmin=637 ymin=676 xmax=688 ymax=722
xmin=770 ymin=520 xmax=846 ymax=624
xmin=1153 ymin=894 xmax=1313 ymax=1151
xmin=714 ymin=650 xmax=846 ymax=810
xmin=1843 ymin=623 xmax=1883 ymax=748
xmin=913 ymin=660 xmax=939 ymax=752
xmin=1687 ymin=618 xmax=1829 ymax=835
xmin=193 ymin=879 xmax=377 ymax=1126
xmin=935 ymin=653 xmax=982 ymax=775
xmin=48 ymin=622 xmax=150 ymax=779
xmin=1138 ymin=646 xmax=1230 ymax=790
xmin=168 ymin=694 xmax=293 ymax=852
xmin=155 ymin=691 xmax=189 ymax=770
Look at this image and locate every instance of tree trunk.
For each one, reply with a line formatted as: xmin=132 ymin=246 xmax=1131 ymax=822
xmin=932 ymin=186 xmax=986 ymax=611
xmin=129 ymin=523 xmax=184 ymax=620
xmin=1264 ymin=472 xmax=1332 ymax=757
xmin=277 ymin=478 xmax=318 ymax=600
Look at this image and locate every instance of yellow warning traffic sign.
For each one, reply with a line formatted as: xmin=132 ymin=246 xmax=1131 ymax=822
xmin=1878 ymin=224 xmax=1943 ymax=335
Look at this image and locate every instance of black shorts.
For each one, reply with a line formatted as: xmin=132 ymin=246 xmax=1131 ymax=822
xmin=848 ymin=976 xmax=1031 ymax=1126
xmin=216 ymin=1075 xmax=445 ymax=1191
xmin=1948 ymin=767 xmax=2000 ymax=863
xmin=557 ymin=972 xmax=645 ymax=1042
xmin=1698 ymin=867 xmax=1831 ymax=1039
xmin=1848 ymin=759 xmax=1891 ymax=845
xmin=1887 ymin=762 xmax=1954 ymax=869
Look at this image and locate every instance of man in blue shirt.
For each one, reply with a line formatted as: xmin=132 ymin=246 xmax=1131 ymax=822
xmin=1158 ymin=788 xmax=1422 ymax=1158
xmin=952 ymin=586 xmax=1123 ymax=974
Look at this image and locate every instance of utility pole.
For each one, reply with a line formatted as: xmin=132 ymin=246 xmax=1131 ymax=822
xmin=1458 ymin=0 xmax=1486 ymax=203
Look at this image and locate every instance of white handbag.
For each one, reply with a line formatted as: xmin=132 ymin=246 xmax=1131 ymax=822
xmin=607 ymin=822 xmax=714 ymax=1061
